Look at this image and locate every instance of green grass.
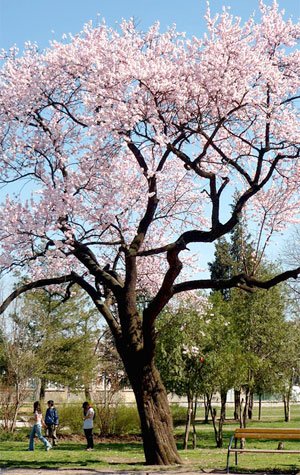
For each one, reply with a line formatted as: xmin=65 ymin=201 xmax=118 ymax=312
xmin=1 ymin=404 xmax=300 ymax=473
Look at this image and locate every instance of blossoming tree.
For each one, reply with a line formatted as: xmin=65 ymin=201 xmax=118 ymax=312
xmin=0 ymin=1 xmax=299 ymax=464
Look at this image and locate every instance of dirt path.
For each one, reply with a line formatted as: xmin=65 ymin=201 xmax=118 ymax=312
xmin=0 ymin=469 xmax=229 ymax=475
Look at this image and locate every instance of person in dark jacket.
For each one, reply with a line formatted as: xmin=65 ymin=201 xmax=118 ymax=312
xmin=45 ymin=400 xmax=59 ymax=446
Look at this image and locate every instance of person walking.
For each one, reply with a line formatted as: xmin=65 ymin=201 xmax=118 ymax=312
xmin=45 ymin=400 xmax=59 ymax=447
xmin=82 ymin=401 xmax=94 ymax=451
xmin=28 ymin=401 xmax=52 ymax=451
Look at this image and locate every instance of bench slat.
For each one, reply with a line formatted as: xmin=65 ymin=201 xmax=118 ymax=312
xmin=235 ymin=432 xmax=300 ymax=440
xmin=235 ymin=428 xmax=300 ymax=433
xmin=229 ymin=448 xmax=300 ymax=454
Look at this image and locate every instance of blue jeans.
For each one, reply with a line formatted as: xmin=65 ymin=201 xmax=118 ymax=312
xmin=29 ymin=423 xmax=52 ymax=451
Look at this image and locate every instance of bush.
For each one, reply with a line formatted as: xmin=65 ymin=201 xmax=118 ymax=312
xmin=0 ymin=427 xmax=28 ymax=441
xmin=96 ymin=404 xmax=140 ymax=436
xmin=58 ymin=403 xmax=140 ymax=436
xmin=171 ymin=404 xmax=187 ymax=426
xmin=58 ymin=403 xmax=84 ymax=434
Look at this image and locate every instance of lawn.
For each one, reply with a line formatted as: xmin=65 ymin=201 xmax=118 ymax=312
xmin=1 ymin=404 xmax=300 ymax=473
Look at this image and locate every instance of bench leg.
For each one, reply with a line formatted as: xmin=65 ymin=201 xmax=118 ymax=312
xmin=226 ymin=435 xmax=234 ymax=474
xmin=235 ymin=437 xmax=238 ymax=466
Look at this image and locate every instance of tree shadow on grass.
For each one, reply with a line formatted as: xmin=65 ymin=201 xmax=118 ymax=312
xmin=0 ymin=458 xmax=146 ymax=470
xmin=0 ymin=441 xmax=145 ymax=470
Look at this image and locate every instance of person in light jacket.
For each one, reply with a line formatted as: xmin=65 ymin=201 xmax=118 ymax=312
xmin=82 ymin=401 xmax=94 ymax=451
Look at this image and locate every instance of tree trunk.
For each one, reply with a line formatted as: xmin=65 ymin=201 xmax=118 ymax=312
xmin=84 ymin=385 xmax=92 ymax=401
xmin=283 ymin=393 xmax=290 ymax=422
xmin=217 ymin=389 xmax=227 ymax=448
xmin=283 ymin=374 xmax=293 ymax=422
xmin=183 ymin=394 xmax=192 ymax=450
xmin=208 ymin=390 xmax=227 ymax=448
xmin=192 ymin=397 xmax=197 ymax=449
xmin=242 ymin=387 xmax=250 ymax=429
xmin=39 ymin=377 xmax=46 ymax=402
xmin=204 ymin=393 xmax=212 ymax=424
xmin=234 ymin=389 xmax=241 ymax=420
xmin=126 ymin=358 xmax=181 ymax=465
xmin=258 ymin=393 xmax=262 ymax=420
xmin=248 ymin=390 xmax=253 ymax=420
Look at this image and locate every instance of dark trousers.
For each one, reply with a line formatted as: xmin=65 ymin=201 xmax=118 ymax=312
xmin=84 ymin=428 xmax=94 ymax=449
xmin=46 ymin=424 xmax=58 ymax=446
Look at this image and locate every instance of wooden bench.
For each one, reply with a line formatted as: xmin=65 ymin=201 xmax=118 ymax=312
xmin=226 ymin=428 xmax=300 ymax=473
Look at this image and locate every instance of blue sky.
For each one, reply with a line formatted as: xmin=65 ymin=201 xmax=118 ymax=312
xmin=0 ymin=0 xmax=299 ymax=51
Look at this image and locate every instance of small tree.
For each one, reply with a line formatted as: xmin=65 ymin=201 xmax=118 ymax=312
xmin=0 ymin=321 xmax=39 ymax=431
xmin=156 ymin=296 xmax=208 ymax=449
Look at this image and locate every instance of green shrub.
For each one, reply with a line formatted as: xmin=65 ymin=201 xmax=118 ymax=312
xmin=0 ymin=427 xmax=28 ymax=441
xmin=171 ymin=404 xmax=187 ymax=426
xmin=58 ymin=403 xmax=140 ymax=436
xmin=96 ymin=404 xmax=140 ymax=436
xmin=113 ymin=405 xmax=140 ymax=435
xmin=58 ymin=403 xmax=84 ymax=434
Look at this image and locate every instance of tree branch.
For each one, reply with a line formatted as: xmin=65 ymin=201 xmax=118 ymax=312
xmin=173 ymin=267 xmax=300 ymax=294
xmin=0 ymin=274 xmax=75 ymax=314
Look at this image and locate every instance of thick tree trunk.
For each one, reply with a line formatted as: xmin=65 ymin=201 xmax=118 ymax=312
xmin=127 ymin=359 xmax=181 ymax=465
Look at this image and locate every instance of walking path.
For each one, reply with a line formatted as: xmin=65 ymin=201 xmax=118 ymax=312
xmin=0 ymin=470 xmax=222 ymax=475
xmin=0 ymin=470 xmax=295 ymax=475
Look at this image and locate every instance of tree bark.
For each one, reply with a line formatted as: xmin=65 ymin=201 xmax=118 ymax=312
xmin=183 ymin=394 xmax=192 ymax=450
xmin=283 ymin=393 xmax=291 ymax=422
xmin=84 ymin=385 xmax=92 ymax=401
xmin=204 ymin=393 xmax=212 ymax=423
xmin=126 ymin=358 xmax=181 ymax=465
xmin=234 ymin=389 xmax=241 ymax=420
xmin=192 ymin=397 xmax=197 ymax=449
xmin=217 ymin=389 xmax=227 ymax=448
xmin=39 ymin=377 xmax=46 ymax=402
xmin=258 ymin=393 xmax=262 ymax=421
xmin=248 ymin=390 xmax=254 ymax=420
xmin=242 ymin=387 xmax=250 ymax=429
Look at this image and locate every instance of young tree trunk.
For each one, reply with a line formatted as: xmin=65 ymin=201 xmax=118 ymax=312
xmin=248 ymin=390 xmax=254 ymax=420
xmin=216 ymin=389 xmax=227 ymax=448
xmin=208 ymin=400 xmax=218 ymax=447
xmin=84 ymin=385 xmax=92 ymax=401
xmin=258 ymin=393 xmax=262 ymax=420
xmin=39 ymin=377 xmax=46 ymax=402
xmin=207 ymin=390 xmax=227 ymax=448
xmin=204 ymin=393 xmax=212 ymax=424
xmin=126 ymin=358 xmax=181 ymax=465
xmin=242 ymin=387 xmax=250 ymax=429
xmin=283 ymin=374 xmax=294 ymax=422
xmin=192 ymin=397 xmax=197 ymax=449
xmin=283 ymin=393 xmax=291 ymax=422
xmin=183 ymin=394 xmax=193 ymax=450
xmin=10 ymin=382 xmax=21 ymax=432
xmin=234 ymin=389 xmax=241 ymax=420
